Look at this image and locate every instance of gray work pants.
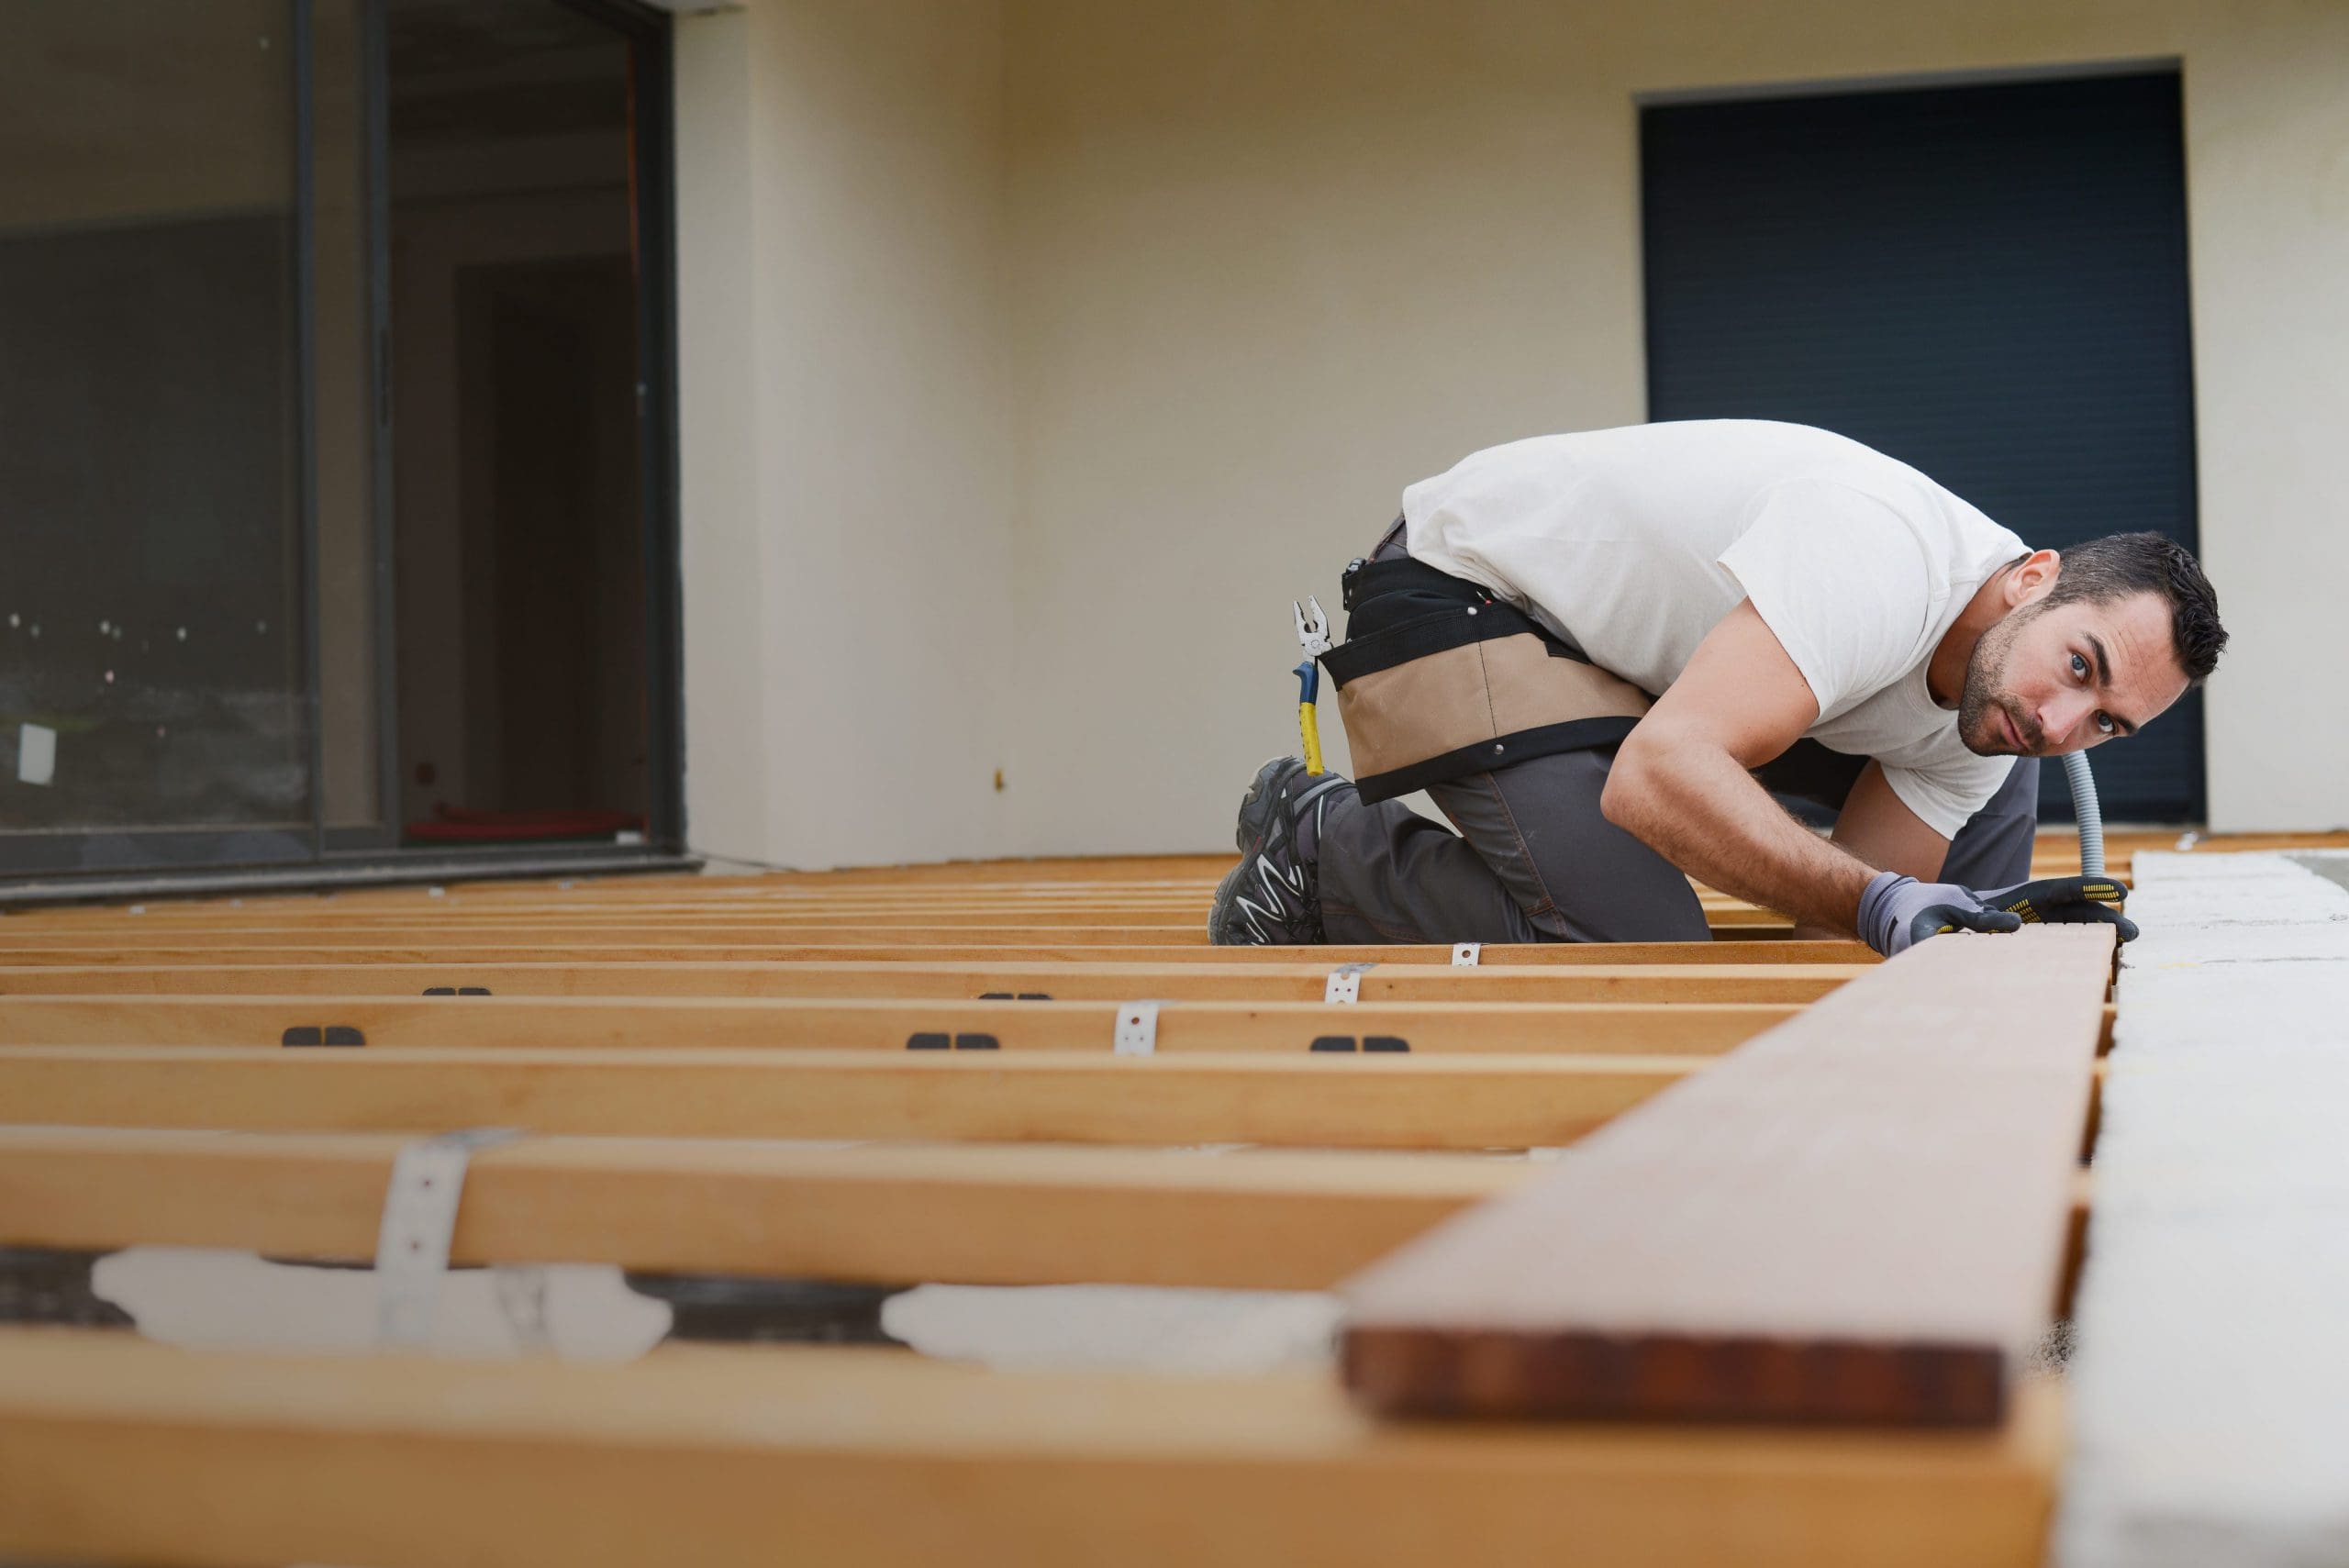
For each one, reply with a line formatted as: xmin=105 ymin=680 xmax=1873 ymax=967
xmin=1315 ymin=742 xmax=2042 ymax=944
xmin=1314 ymin=523 xmax=2041 ymax=943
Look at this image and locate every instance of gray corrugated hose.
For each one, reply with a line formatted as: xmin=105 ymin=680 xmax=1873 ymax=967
xmin=2062 ymin=751 xmax=2106 ymax=878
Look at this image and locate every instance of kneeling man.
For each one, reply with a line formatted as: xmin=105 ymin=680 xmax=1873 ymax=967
xmin=1209 ymin=420 xmax=2226 ymax=957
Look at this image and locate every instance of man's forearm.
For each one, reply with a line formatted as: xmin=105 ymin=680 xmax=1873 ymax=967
xmin=1601 ymin=730 xmax=1877 ymax=935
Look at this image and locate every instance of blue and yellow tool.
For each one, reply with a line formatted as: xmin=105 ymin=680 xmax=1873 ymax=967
xmin=1292 ymin=595 xmax=1331 ymax=776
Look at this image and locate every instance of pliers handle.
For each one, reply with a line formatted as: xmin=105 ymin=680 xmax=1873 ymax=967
xmin=1292 ymin=595 xmax=1330 ymax=775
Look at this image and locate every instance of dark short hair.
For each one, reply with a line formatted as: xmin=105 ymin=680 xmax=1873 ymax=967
xmin=2040 ymin=531 xmax=2227 ymax=683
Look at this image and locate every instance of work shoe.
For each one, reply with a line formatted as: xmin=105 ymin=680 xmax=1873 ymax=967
xmin=1208 ymin=756 xmax=1351 ymax=945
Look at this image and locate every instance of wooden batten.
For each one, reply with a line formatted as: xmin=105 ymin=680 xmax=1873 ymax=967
xmin=0 ymin=994 xmax=1798 ymax=1055
xmin=0 ymin=959 xmax=1864 ymax=1003
xmin=0 ymin=1044 xmax=1703 ymax=1149
xmin=0 ymin=831 xmax=2187 ymax=1568
xmin=0 ymin=939 xmax=1876 ymax=967
xmin=0 ymin=1129 xmax=1521 ymax=1289
xmin=0 ymin=1332 xmax=2062 ymax=1568
xmin=0 ymin=1128 xmax=2103 ymax=1294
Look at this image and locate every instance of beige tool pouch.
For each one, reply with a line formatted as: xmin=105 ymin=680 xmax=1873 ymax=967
xmin=1319 ymin=561 xmax=1653 ymax=804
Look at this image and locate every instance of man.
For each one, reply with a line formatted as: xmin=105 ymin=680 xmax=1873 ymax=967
xmin=1208 ymin=420 xmax=2227 ymax=957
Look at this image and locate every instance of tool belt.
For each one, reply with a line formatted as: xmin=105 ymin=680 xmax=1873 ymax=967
xmin=1320 ymin=553 xmax=1653 ymax=804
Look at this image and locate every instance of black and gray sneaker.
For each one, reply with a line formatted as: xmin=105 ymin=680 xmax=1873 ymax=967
xmin=1208 ymin=756 xmax=1353 ymax=945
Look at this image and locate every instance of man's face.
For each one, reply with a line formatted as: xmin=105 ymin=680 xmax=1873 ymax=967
xmin=1959 ymin=591 xmax=2190 ymax=758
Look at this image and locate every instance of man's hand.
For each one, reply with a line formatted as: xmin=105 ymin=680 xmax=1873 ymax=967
xmin=1858 ymin=872 xmax=2139 ymax=957
xmin=1857 ymin=872 xmax=2023 ymax=957
xmin=1976 ymin=875 xmax=2140 ymax=941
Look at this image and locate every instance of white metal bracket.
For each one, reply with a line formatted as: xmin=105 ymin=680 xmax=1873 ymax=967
xmin=1114 ymin=1002 xmax=1164 ymax=1056
xmin=1452 ymin=942 xmax=1481 ymax=967
xmin=375 ymin=1127 xmax=518 ymax=1347
xmin=1323 ymin=962 xmax=1376 ymax=1004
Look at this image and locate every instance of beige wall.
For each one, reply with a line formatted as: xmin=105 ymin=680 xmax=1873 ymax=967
xmin=678 ymin=0 xmax=2349 ymax=864
xmin=2177 ymin=6 xmax=2349 ymax=831
xmin=675 ymin=0 xmax=1018 ymax=870
xmin=673 ymin=14 xmax=772 ymax=863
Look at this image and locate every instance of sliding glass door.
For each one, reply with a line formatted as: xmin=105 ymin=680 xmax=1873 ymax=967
xmin=0 ymin=0 xmax=677 ymax=881
xmin=1 ymin=1 xmax=320 ymax=872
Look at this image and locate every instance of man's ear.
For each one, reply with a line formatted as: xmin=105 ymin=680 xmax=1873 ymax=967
xmin=2004 ymin=549 xmax=2062 ymax=609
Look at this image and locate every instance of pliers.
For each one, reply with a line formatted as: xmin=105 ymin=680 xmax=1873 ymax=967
xmin=1293 ymin=595 xmax=1331 ymax=776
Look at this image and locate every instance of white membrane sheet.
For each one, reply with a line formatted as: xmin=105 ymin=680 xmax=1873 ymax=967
xmin=2057 ymin=851 xmax=2349 ymax=1568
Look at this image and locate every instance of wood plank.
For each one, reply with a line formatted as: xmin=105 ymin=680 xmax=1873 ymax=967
xmin=0 ymin=918 xmax=1798 ymax=950
xmin=0 ymin=922 xmax=1221 ymax=947
xmin=0 ymin=939 xmax=1878 ymax=967
xmin=61 ymin=884 xmax=1217 ymax=901
xmin=0 ymin=1045 xmax=1698 ymax=1148
xmin=0 ymin=1333 xmax=2061 ymax=1568
xmin=0 ymin=960 xmax=1860 ymax=1003
xmin=0 ymin=1129 xmax=1522 ymax=1289
xmin=1341 ymin=926 xmax=2114 ymax=1425
xmin=17 ymin=876 xmax=1762 ymax=905
xmin=0 ymin=1128 xmax=2101 ymax=1294
xmin=45 ymin=894 xmax=1777 ymax=922
xmin=1 ymin=883 xmax=1776 ymax=916
xmin=10 ymin=829 xmax=2330 ymax=921
xmin=54 ymin=905 xmax=1225 ymax=928
xmin=26 ymin=884 xmax=1225 ymax=908
xmin=6 ymin=903 xmax=1792 ymax=932
xmin=0 ymin=994 xmax=1797 ymax=1055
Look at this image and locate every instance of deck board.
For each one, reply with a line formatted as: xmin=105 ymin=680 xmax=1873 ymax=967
xmin=1341 ymin=927 xmax=2115 ymax=1424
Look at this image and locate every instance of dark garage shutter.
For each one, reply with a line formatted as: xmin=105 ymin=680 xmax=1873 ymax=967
xmin=1642 ymin=70 xmax=2203 ymax=822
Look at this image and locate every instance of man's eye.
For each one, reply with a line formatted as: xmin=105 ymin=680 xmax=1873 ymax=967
xmin=2070 ymin=652 xmax=2089 ymax=679
xmin=2096 ymin=712 xmax=2116 ymax=736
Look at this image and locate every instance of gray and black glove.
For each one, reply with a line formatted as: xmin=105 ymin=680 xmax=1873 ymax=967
xmin=1975 ymin=875 xmax=2139 ymax=942
xmin=1857 ymin=872 xmax=2022 ymax=958
xmin=1859 ymin=871 xmax=2138 ymax=957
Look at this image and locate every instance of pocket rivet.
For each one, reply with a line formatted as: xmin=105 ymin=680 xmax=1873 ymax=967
xmin=1465 ymin=606 xmax=1477 ymax=617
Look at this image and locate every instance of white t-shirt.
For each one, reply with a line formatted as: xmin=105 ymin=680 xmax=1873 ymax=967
xmin=1399 ymin=419 xmax=2024 ymax=839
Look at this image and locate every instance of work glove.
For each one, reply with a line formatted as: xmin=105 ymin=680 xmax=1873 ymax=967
xmin=1974 ymin=875 xmax=2139 ymax=942
xmin=1857 ymin=872 xmax=2021 ymax=958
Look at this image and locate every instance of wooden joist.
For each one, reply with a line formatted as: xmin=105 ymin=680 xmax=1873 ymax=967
xmin=78 ymin=885 xmax=1746 ymax=917
xmin=0 ymin=1129 xmax=2099 ymax=1295
xmin=0 ymin=1129 xmax=1521 ymax=1289
xmin=0 ymin=922 xmax=1798 ymax=947
xmin=0 ymin=959 xmax=1863 ymax=1002
xmin=0 ymin=921 xmax=1223 ymax=947
xmin=0 ymin=1045 xmax=1702 ymax=1148
xmin=41 ymin=901 xmax=1783 ymax=928
xmin=1341 ymin=926 xmax=2116 ymax=1425
xmin=0 ymin=837 xmax=2163 ymax=1568
xmin=0 ymin=1333 xmax=2062 ymax=1568
xmin=54 ymin=907 xmax=1229 ymax=930
xmin=0 ymin=994 xmax=1798 ymax=1055
xmin=0 ymin=939 xmax=1877 ymax=967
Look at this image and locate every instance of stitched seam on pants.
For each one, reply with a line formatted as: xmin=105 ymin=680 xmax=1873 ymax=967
xmin=1482 ymin=771 xmax=1564 ymax=922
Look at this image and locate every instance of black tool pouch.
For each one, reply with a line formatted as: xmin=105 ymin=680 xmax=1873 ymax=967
xmin=1319 ymin=554 xmax=1652 ymax=804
